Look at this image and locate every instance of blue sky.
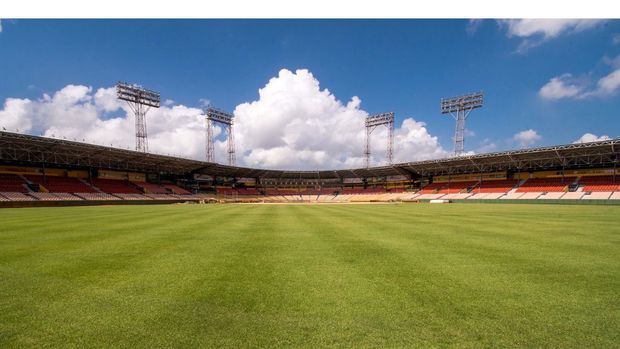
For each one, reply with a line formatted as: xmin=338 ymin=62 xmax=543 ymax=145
xmin=0 ymin=19 xmax=619 ymax=168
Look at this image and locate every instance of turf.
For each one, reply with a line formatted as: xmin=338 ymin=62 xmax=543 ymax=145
xmin=0 ymin=203 xmax=618 ymax=348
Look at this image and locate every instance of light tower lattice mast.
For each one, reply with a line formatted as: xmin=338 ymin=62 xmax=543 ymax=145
xmin=205 ymin=107 xmax=235 ymax=166
xmin=116 ymin=82 xmax=160 ymax=153
xmin=440 ymin=92 xmax=483 ymax=156
xmin=364 ymin=112 xmax=395 ymax=168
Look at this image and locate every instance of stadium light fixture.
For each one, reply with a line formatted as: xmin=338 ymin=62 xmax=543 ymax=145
xmin=440 ymin=91 xmax=483 ymax=156
xmin=365 ymin=112 xmax=395 ymax=168
xmin=204 ymin=107 xmax=235 ymax=166
xmin=116 ymin=82 xmax=160 ymax=153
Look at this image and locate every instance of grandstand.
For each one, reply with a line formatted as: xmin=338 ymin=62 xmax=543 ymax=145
xmin=1 ymin=130 xmax=620 ymax=206
xmin=91 ymin=178 xmax=143 ymax=194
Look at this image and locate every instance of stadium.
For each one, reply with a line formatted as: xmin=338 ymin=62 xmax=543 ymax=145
xmin=1 ymin=130 xmax=620 ymax=205
xmin=1 ymin=18 xmax=619 ymax=349
xmin=1 ymin=109 xmax=620 ymax=347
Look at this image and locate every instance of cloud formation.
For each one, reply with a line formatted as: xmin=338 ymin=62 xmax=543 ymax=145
xmin=513 ymin=129 xmax=542 ymax=148
xmin=499 ymin=19 xmax=605 ymax=53
xmin=574 ymin=133 xmax=611 ymax=144
xmin=539 ymin=54 xmax=620 ymax=100
xmin=0 ymin=69 xmax=449 ymax=170
xmin=0 ymin=84 xmax=209 ymax=159
xmin=466 ymin=19 xmax=483 ymax=36
xmin=230 ymin=69 xmax=448 ymax=169
xmin=538 ymin=74 xmax=585 ymax=100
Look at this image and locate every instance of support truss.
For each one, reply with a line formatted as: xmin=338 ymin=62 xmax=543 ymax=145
xmin=441 ymin=92 xmax=483 ymax=156
xmin=205 ymin=107 xmax=235 ymax=166
xmin=116 ymin=82 xmax=160 ymax=153
xmin=365 ymin=112 xmax=395 ymax=168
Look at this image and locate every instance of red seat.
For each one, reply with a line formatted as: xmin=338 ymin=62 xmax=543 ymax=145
xmin=133 ymin=181 xmax=169 ymax=194
xmin=0 ymin=174 xmax=29 ymax=192
xmin=472 ymin=179 xmax=519 ymax=193
xmin=162 ymin=184 xmax=191 ymax=195
xmin=92 ymin=178 xmax=142 ymax=194
xmin=25 ymin=175 xmax=97 ymax=193
xmin=516 ymin=177 xmax=575 ymax=193
xmin=579 ymin=175 xmax=620 ymax=192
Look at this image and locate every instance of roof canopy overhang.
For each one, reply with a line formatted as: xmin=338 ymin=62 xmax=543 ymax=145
xmin=1 ymin=131 xmax=618 ymax=179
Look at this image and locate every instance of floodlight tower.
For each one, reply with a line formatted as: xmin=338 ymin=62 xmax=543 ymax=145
xmin=440 ymin=91 xmax=483 ymax=156
xmin=205 ymin=107 xmax=235 ymax=166
xmin=116 ymin=82 xmax=160 ymax=152
xmin=364 ymin=112 xmax=395 ymax=168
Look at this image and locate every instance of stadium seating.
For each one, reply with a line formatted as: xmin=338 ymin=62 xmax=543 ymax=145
xmin=561 ymin=192 xmax=585 ymax=200
xmin=439 ymin=181 xmax=478 ymax=194
xmin=114 ymin=193 xmax=152 ymax=200
xmin=609 ymin=192 xmax=620 ymax=200
xmin=133 ymin=181 xmax=169 ymax=194
xmin=263 ymin=189 xmax=301 ymax=195
xmin=0 ymin=192 xmax=36 ymax=201
xmin=29 ymin=192 xmax=82 ymax=201
xmin=501 ymin=192 xmax=524 ymax=199
xmin=418 ymin=181 xmax=477 ymax=195
xmin=236 ymin=188 xmax=259 ymax=195
xmin=75 ymin=193 xmax=120 ymax=200
xmin=418 ymin=182 xmax=444 ymax=194
xmin=482 ymin=193 xmax=506 ymax=199
xmin=467 ymin=193 xmax=487 ymax=199
xmin=582 ymin=192 xmax=613 ymax=200
xmin=0 ymin=174 xmax=30 ymax=192
xmin=467 ymin=192 xmax=506 ymax=199
xmin=415 ymin=193 xmax=446 ymax=199
xmin=578 ymin=175 xmax=620 ymax=192
xmin=146 ymin=194 xmax=180 ymax=200
xmin=92 ymin=178 xmax=142 ymax=194
xmin=162 ymin=184 xmax=191 ymax=195
xmin=25 ymin=175 xmax=97 ymax=193
xmin=516 ymin=177 xmax=575 ymax=193
xmin=216 ymin=187 xmax=237 ymax=195
xmin=471 ymin=179 xmax=519 ymax=193
xmin=539 ymin=192 xmax=565 ymax=199
xmin=53 ymin=193 xmax=83 ymax=200
xmin=441 ymin=193 xmax=472 ymax=199
xmin=519 ymin=192 xmax=543 ymax=199
xmin=341 ymin=187 xmax=386 ymax=194
xmin=192 ymin=193 xmax=217 ymax=201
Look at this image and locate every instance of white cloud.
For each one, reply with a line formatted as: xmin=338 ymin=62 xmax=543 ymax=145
xmin=602 ymin=54 xmax=620 ymax=69
xmin=540 ymin=54 xmax=620 ymax=100
xmin=593 ymin=69 xmax=620 ymax=96
xmin=0 ymin=20 xmax=3 ymax=33
xmin=513 ymin=129 xmax=541 ymax=148
xmin=613 ymin=33 xmax=620 ymax=45
xmin=466 ymin=19 xmax=483 ymax=36
xmin=501 ymin=19 xmax=604 ymax=39
xmin=198 ymin=98 xmax=211 ymax=108
xmin=573 ymin=133 xmax=611 ymax=143
xmin=0 ymin=85 xmax=209 ymax=159
xmin=231 ymin=69 xmax=447 ymax=169
xmin=476 ymin=138 xmax=497 ymax=153
xmin=0 ymin=68 xmax=449 ymax=170
xmin=499 ymin=19 xmax=605 ymax=53
xmin=538 ymin=74 xmax=585 ymax=100
xmin=0 ymin=98 xmax=32 ymax=132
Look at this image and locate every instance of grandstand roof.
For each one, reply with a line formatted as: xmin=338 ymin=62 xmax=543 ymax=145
xmin=1 ymin=131 xmax=619 ymax=179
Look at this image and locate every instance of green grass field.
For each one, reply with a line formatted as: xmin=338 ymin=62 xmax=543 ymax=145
xmin=0 ymin=203 xmax=618 ymax=348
